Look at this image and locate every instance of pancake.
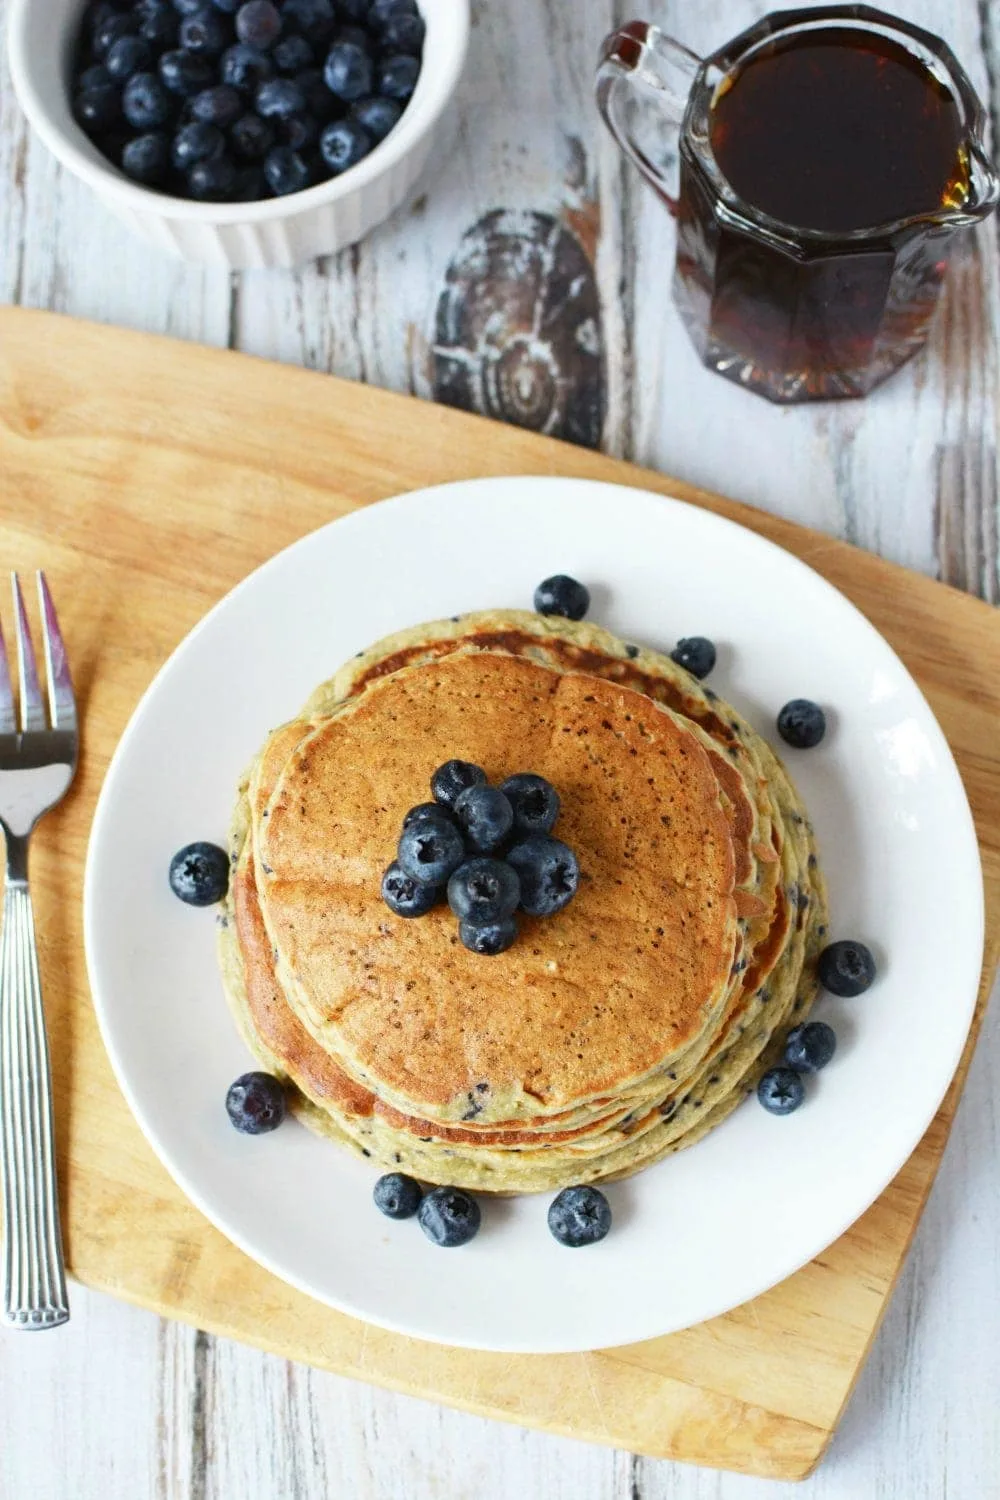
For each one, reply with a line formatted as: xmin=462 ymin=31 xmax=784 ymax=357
xmin=218 ymin=610 xmax=826 ymax=1191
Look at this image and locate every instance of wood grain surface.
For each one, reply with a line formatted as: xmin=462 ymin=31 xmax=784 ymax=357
xmin=1 ymin=0 xmax=999 ymax=1494
xmin=0 ymin=307 xmax=997 ymax=1483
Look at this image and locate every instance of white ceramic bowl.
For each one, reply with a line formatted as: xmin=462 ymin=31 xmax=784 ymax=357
xmin=7 ymin=0 xmax=468 ymax=269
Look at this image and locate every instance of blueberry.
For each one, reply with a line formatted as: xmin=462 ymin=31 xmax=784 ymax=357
xmin=279 ymin=112 xmax=319 ymax=150
xmin=784 ymin=1021 xmax=837 ymax=1073
xmin=262 ymin=144 xmax=310 ymax=193
xmin=169 ymin=841 xmax=229 ymax=903
xmin=221 ymin=42 xmax=274 ymax=91
xmin=225 ymin=1071 xmax=286 ymax=1134
xmin=232 ymin=163 xmax=266 ymax=198
xmin=123 ymin=70 xmax=174 ymax=127
xmin=323 ymin=40 xmax=373 ymax=102
xmin=316 ymin=117 xmax=369 ymax=171
xmin=376 ymin=53 xmax=420 ymax=101
xmin=84 ymin=1 xmax=123 ymax=41
xmin=191 ymin=83 xmax=243 ymax=125
xmin=78 ymin=63 xmax=112 ymax=93
xmin=417 ymin=1186 xmax=481 ymax=1247
xmin=398 ymin=818 xmax=465 ymax=887
xmin=105 ymin=35 xmax=153 ymax=80
xmin=350 ymin=94 xmax=401 ymax=142
xmin=335 ymin=24 xmax=369 ymax=49
xmin=500 ymin=773 xmax=560 ymax=836
xmin=379 ymin=13 xmax=425 ymax=53
xmin=283 ymin=0 xmax=337 ymax=43
xmin=136 ymin=0 xmax=179 ymax=47
xmin=670 ymin=636 xmax=716 ymax=680
xmin=172 ymin=120 xmax=225 ymax=169
xmin=533 ymin=574 xmax=589 ymax=621
xmin=453 ymin=785 xmax=513 ymax=854
xmin=189 ymin=153 xmax=237 ymax=197
xmin=430 ymin=759 xmax=487 ymax=809
xmin=373 ymin=1172 xmax=422 ymax=1219
xmin=339 ymin=0 xmax=372 ymax=18
xmin=235 ymin=0 xmax=281 ymax=49
xmin=122 ymin=130 xmax=170 ymax=183
xmin=777 ymin=699 xmax=826 ymax=749
xmin=159 ymin=48 xmax=214 ymax=95
xmin=817 ymin=940 xmax=876 ymax=997
xmin=230 ymin=110 xmax=274 ymax=158
xmin=273 ymin=33 xmax=315 ymax=73
xmin=402 ymin=801 xmax=456 ymax=831
xmin=172 ymin=0 xmax=207 ymax=15
xmin=506 ymin=836 xmax=579 ymax=917
xmin=256 ymin=76 xmax=306 ymax=118
xmin=75 ymin=82 xmax=122 ymax=132
xmin=548 ymin=1186 xmax=611 ymax=1247
xmin=370 ymin=0 xmax=417 ymax=20
xmin=381 ymin=860 xmax=440 ymax=917
xmin=295 ymin=67 xmax=336 ymax=118
xmin=447 ymin=857 xmax=521 ymax=924
xmin=757 ymin=1067 xmax=805 ymax=1115
xmin=92 ymin=13 xmax=139 ymax=59
xmin=179 ymin=7 xmax=231 ymax=53
xmin=459 ymin=918 xmax=518 ymax=956
xmin=210 ymin=0 xmax=241 ymax=10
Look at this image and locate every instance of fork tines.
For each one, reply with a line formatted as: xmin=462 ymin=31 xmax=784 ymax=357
xmin=0 ymin=574 xmax=77 ymax=736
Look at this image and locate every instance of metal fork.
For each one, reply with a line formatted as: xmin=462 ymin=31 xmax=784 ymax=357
xmin=0 ymin=573 xmax=77 ymax=1329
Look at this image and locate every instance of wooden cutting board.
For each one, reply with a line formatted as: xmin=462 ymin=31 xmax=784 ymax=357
xmin=1 ymin=307 xmax=998 ymax=1481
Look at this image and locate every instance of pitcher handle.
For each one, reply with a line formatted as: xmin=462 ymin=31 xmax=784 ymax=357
xmin=596 ymin=21 xmax=702 ymax=214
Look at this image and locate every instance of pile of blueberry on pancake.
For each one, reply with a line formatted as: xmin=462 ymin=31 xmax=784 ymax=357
xmin=71 ymin=0 xmax=424 ymax=200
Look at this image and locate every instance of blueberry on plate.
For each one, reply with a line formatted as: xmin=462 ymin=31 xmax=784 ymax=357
xmin=191 ymin=82 xmax=243 ymax=126
xmin=458 ymin=917 xmax=518 ymax=956
xmin=178 ymin=8 xmax=231 ymax=55
xmin=279 ymin=112 xmax=319 ymax=151
xmin=448 ymin=857 xmax=521 ymax=925
xmin=506 ymin=835 xmax=579 ymax=917
xmin=453 ymin=785 xmax=514 ymax=854
xmin=173 ymin=0 xmax=207 ymax=16
xmin=221 ymin=42 xmax=274 ymax=91
xmin=379 ymin=12 xmax=425 ymax=53
xmin=136 ymin=0 xmax=179 ymax=47
xmin=381 ymin=860 xmax=440 ymax=918
xmin=78 ymin=63 xmax=112 ymax=93
xmin=74 ymin=81 xmax=122 ymax=132
xmin=817 ymin=939 xmax=876 ymax=997
xmin=350 ymin=94 xmax=401 ymax=143
xmin=188 ymin=153 xmax=238 ymax=198
xmin=256 ymin=76 xmax=307 ymax=118
xmin=670 ymin=636 xmax=716 ymax=680
xmin=92 ymin=12 xmax=139 ymax=59
xmin=548 ymin=1185 xmax=611 ymax=1247
xmin=122 ymin=71 xmax=173 ymax=128
xmin=122 ymin=130 xmax=170 ymax=183
xmin=171 ymin=120 xmax=225 ymax=170
xmin=430 ymin=758 xmax=487 ymax=809
xmin=105 ymin=35 xmax=153 ymax=81
xmin=500 ymin=773 xmax=560 ymax=836
xmin=784 ymin=1020 xmax=837 ymax=1073
xmin=225 ymin=1071 xmax=287 ymax=1134
xmin=262 ymin=144 xmax=310 ymax=194
xmin=168 ymin=841 xmax=229 ymax=905
xmin=159 ymin=48 xmax=214 ymax=96
xmin=319 ymin=118 xmax=371 ymax=173
xmin=323 ymin=40 xmax=373 ymax=102
xmin=398 ymin=817 xmax=466 ymax=887
xmin=228 ymin=110 xmax=271 ymax=157
xmin=373 ymin=1171 xmax=422 ymax=1219
xmin=757 ymin=1066 xmax=805 ymax=1115
xmin=210 ymin=0 xmax=241 ymax=11
xmin=533 ymin=574 xmax=589 ymax=621
xmin=777 ymin=698 xmax=826 ymax=749
xmin=376 ymin=53 xmax=420 ymax=101
xmin=283 ymin=0 xmax=337 ymax=44
xmin=417 ymin=1186 xmax=481 ymax=1247
xmin=235 ymin=0 xmax=282 ymax=50
xmin=273 ymin=34 xmax=315 ymax=73
xmin=402 ymin=801 xmax=456 ymax=832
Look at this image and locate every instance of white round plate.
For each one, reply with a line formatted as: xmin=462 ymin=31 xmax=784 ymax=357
xmin=84 ymin=476 xmax=984 ymax=1353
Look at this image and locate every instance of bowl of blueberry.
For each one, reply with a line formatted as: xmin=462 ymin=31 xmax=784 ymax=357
xmin=7 ymin=0 xmax=468 ymax=267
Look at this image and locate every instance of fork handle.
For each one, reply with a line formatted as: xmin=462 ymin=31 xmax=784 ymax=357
xmin=0 ymin=863 xmax=69 ymax=1329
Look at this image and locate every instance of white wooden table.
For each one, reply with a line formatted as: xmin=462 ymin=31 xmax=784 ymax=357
xmin=2 ymin=1 xmax=999 ymax=1495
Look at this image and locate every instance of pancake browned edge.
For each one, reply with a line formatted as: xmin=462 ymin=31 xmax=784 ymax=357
xmin=218 ymin=610 xmax=827 ymax=1193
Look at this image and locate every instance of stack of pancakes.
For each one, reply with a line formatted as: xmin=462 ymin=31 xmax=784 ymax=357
xmin=219 ymin=610 xmax=827 ymax=1193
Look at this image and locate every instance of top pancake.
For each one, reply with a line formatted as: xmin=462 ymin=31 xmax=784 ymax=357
xmin=255 ymin=649 xmax=741 ymax=1122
